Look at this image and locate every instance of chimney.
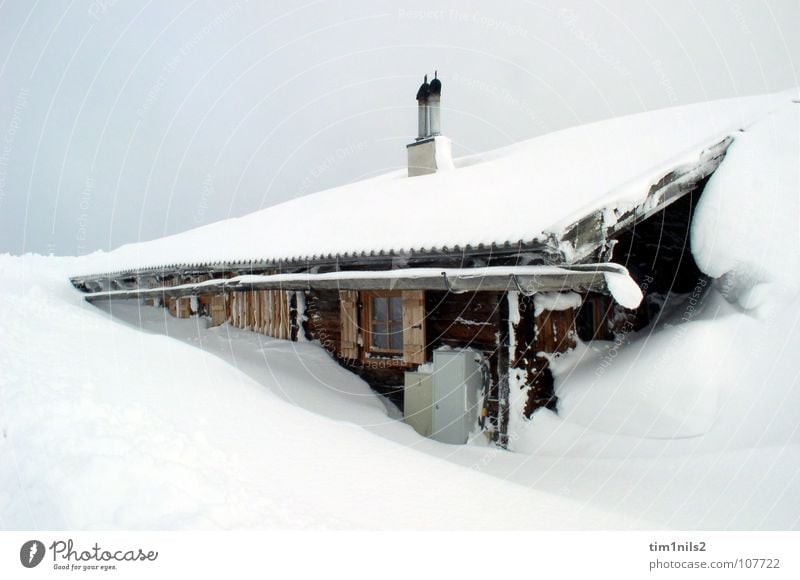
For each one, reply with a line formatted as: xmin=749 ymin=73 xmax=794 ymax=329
xmin=407 ymin=72 xmax=452 ymax=177
xmin=428 ymin=71 xmax=441 ymax=136
xmin=416 ymin=74 xmax=429 ymax=140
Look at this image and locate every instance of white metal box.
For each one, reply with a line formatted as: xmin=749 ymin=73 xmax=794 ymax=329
xmin=431 ymin=350 xmax=481 ymax=444
xmin=403 ymin=371 xmax=433 ymax=437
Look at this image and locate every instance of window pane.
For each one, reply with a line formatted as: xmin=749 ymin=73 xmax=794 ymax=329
xmin=390 ymin=296 xmax=403 ymax=323
xmin=372 ymin=322 xmax=388 ymax=349
xmin=390 ymin=321 xmax=403 ymax=350
xmin=372 ymin=297 xmax=387 ymax=321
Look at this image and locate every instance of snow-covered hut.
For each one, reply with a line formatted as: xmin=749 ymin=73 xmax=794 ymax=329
xmin=69 ymin=78 xmax=794 ymax=447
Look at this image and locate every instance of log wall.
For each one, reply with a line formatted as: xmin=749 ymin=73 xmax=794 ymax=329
xmin=509 ymin=293 xmax=579 ymax=418
xmin=301 ymin=288 xmax=507 ymax=414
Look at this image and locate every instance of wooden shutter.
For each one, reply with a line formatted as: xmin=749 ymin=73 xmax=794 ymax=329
xmin=177 ymin=297 xmax=191 ymax=319
xmin=210 ymin=294 xmax=226 ymax=327
xmin=339 ymin=290 xmax=359 ymax=359
xmin=231 ymin=292 xmax=239 ymax=327
xmin=265 ymin=290 xmax=291 ymax=340
xmin=402 ymin=290 xmax=426 ymax=364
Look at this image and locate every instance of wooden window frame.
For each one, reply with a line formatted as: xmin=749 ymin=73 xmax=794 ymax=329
xmin=361 ymin=290 xmax=405 ymax=358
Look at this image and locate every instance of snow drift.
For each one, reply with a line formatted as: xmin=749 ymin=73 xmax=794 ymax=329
xmin=3 ymin=90 xmax=800 ymax=530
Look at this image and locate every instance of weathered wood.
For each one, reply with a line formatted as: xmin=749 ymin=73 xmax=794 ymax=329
xmin=402 ymin=290 xmax=426 ymax=364
xmin=304 ymin=290 xmax=341 ymax=355
xmin=339 ymin=290 xmax=359 ymax=360
xmin=509 ymin=292 xmax=579 ymax=419
xmin=425 ymin=291 xmax=500 ymax=352
xmin=210 ymin=294 xmax=226 ymax=327
xmin=535 ymin=307 xmax=577 ymax=353
xmin=227 ymin=289 xmax=291 ymax=339
xmin=265 ymin=290 xmax=291 ymax=340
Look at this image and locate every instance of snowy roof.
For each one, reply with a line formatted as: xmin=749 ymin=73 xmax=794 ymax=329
xmin=72 ymin=90 xmax=797 ymax=278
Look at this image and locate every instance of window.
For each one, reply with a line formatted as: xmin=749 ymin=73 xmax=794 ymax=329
xmin=366 ymin=292 xmax=404 ymax=353
xmin=339 ymin=289 xmax=426 ymax=365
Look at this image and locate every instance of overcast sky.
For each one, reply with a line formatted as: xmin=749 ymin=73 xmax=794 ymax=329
xmin=0 ymin=0 xmax=797 ymax=256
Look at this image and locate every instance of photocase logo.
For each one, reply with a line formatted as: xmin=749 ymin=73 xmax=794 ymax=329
xmin=20 ymin=540 xmax=45 ymax=568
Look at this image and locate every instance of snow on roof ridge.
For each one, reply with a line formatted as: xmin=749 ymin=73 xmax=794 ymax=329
xmin=71 ymin=89 xmax=796 ymax=279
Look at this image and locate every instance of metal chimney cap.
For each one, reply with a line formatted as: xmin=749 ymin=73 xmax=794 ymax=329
xmin=416 ymin=75 xmax=430 ymax=101
xmin=429 ymin=72 xmax=441 ymax=95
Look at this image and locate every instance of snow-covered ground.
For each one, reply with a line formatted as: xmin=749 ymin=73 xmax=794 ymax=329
xmin=0 ymin=255 xmax=642 ymax=529
xmin=3 ymin=251 xmax=799 ymax=529
xmin=3 ymin=91 xmax=800 ymax=530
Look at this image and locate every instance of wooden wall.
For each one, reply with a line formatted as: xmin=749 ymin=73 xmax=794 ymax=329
xmin=509 ymin=293 xmax=578 ymax=418
xmin=301 ymin=288 xmax=507 ymax=414
xmin=302 ymin=289 xmax=406 ymax=404
xmin=228 ymin=289 xmax=293 ymax=340
xmin=426 ymin=290 xmax=506 ymax=431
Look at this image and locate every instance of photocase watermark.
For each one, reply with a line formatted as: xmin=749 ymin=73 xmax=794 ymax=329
xmin=20 ymin=540 xmax=46 ymax=568
xmin=137 ymin=2 xmax=247 ymax=118
xmin=87 ymin=0 xmax=121 ymax=21
xmin=595 ymin=319 xmax=635 ymax=377
xmin=306 ymin=294 xmax=338 ymax=356
xmin=0 ymin=87 xmax=30 ymax=210
xmin=76 ymin=176 xmax=96 ymax=253
xmin=17 ymin=538 xmax=159 ymax=572
xmin=729 ymin=2 xmax=753 ymax=37
xmin=652 ymin=59 xmax=679 ymax=105
xmin=297 ymin=141 xmax=368 ymax=196
xmin=451 ymin=72 xmax=547 ymax=133
xmin=558 ymin=8 xmax=631 ymax=78
xmin=193 ymin=173 xmax=215 ymax=224
xmin=637 ymin=276 xmax=708 ymax=402
xmin=397 ymin=8 xmax=529 ymax=39
xmin=595 ymin=274 xmax=653 ymax=377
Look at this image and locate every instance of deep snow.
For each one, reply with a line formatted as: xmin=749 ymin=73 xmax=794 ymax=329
xmin=0 ymin=255 xmax=640 ymax=529
xmin=3 ymin=91 xmax=800 ymax=530
xmin=3 ymin=252 xmax=799 ymax=529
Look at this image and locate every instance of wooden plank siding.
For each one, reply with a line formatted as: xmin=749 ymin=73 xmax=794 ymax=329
xmin=338 ymin=290 xmax=359 ymax=360
xmin=209 ymin=294 xmax=226 ymax=327
xmin=401 ymin=290 xmax=426 ymax=365
xmin=227 ymin=289 xmax=293 ymax=340
xmin=176 ymin=296 xmax=191 ymax=319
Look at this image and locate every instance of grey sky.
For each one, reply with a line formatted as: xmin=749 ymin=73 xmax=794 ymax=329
xmin=0 ymin=0 xmax=797 ymax=256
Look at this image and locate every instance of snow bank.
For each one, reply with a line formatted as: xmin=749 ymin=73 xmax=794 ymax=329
xmin=502 ymin=94 xmax=800 ymax=528
xmin=5 ymin=253 xmax=800 ymax=528
xmin=0 ymin=255 xmax=636 ymax=530
xmin=692 ymin=96 xmax=800 ymax=313
xmin=525 ymin=93 xmax=800 ymax=444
